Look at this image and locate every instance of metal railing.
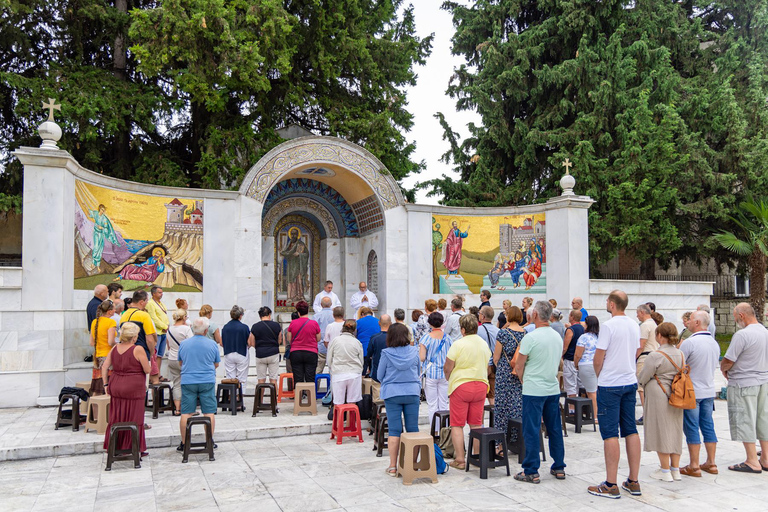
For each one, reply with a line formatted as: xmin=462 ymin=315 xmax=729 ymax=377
xmin=595 ymin=273 xmax=739 ymax=298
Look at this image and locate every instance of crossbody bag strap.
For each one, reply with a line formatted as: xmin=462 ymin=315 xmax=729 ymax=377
xmin=653 ymin=350 xmax=684 ymax=398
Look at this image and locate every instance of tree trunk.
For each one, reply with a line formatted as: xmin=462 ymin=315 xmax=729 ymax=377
xmin=640 ymin=258 xmax=656 ymax=280
xmin=113 ymin=0 xmax=131 ymax=180
xmin=748 ymin=248 xmax=766 ymax=320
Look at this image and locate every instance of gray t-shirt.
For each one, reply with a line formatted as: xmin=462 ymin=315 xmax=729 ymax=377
xmin=478 ymin=322 xmax=500 ymax=365
xmin=724 ymin=323 xmax=768 ymax=388
xmin=679 ymin=331 xmax=720 ymax=399
xmin=550 ymin=321 xmax=566 ymax=340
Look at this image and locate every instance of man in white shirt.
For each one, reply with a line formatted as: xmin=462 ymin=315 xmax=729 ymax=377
xmin=443 ymin=298 xmax=465 ymax=342
xmin=349 ymin=281 xmax=378 ymax=314
xmin=587 ymin=290 xmax=642 ymax=499
xmin=720 ymin=303 xmax=768 ymax=473
xmin=314 ymin=297 xmax=336 ymax=373
xmin=678 ymin=310 xmax=720 ymax=477
xmin=313 ymin=280 xmax=341 ymax=313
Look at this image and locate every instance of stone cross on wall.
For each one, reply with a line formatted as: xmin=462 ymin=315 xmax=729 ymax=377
xmin=42 ymin=98 xmax=61 ymax=121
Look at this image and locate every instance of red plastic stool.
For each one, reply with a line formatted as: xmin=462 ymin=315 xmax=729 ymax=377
xmin=277 ymin=373 xmax=295 ymax=403
xmin=330 ymin=403 xmax=364 ymax=444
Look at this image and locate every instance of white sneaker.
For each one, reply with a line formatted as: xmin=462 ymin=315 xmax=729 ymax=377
xmin=670 ymin=468 xmax=681 ymax=481
xmin=650 ymin=468 xmax=674 ymax=482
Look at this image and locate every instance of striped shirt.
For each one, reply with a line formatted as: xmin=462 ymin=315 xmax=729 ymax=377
xmin=419 ymin=331 xmax=452 ymax=380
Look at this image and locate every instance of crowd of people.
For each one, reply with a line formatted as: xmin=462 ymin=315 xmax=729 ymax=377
xmin=84 ymin=280 xmax=768 ymax=496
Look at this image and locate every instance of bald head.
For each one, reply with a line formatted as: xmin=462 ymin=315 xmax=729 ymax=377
xmin=320 ymin=297 xmax=332 ymax=308
xmin=733 ymin=302 xmax=757 ymax=328
xmin=94 ymin=284 xmax=108 ymax=300
xmin=571 ymin=297 xmax=583 ymax=309
xmin=379 ymin=314 xmax=392 ymax=330
xmin=358 ymin=282 xmax=368 ymax=292
xmin=689 ymin=310 xmax=710 ymax=333
xmin=606 ymin=290 xmax=628 ymax=314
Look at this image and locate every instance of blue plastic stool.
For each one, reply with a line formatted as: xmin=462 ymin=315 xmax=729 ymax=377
xmin=315 ymin=373 xmax=331 ymax=399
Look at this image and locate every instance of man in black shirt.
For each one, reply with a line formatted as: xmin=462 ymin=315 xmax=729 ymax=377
xmin=368 ymin=314 xmax=391 ymax=383
xmin=85 ymin=284 xmax=108 ymax=361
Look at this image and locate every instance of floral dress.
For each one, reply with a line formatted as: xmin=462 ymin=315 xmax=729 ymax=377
xmin=494 ymin=328 xmax=524 ymax=441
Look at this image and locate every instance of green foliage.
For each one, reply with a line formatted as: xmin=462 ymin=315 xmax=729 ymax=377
xmin=429 ymin=0 xmax=768 ymax=272
xmin=0 ymin=1 xmax=432 ymax=211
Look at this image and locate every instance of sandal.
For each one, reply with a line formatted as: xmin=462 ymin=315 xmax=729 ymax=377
xmin=550 ymin=468 xmax=566 ymax=480
xmin=679 ymin=465 xmax=701 ymax=477
xmin=172 ymin=410 xmax=181 ymax=416
xmin=158 ymin=377 xmax=170 ymax=383
xmin=386 ymin=467 xmax=397 ymax=477
xmin=449 ymin=460 xmax=466 ymax=470
xmin=728 ymin=462 xmax=761 ymax=474
xmin=514 ymin=471 xmax=540 ymax=484
xmin=144 ymin=423 xmax=152 ymax=430
xmin=700 ymin=462 xmax=718 ymax=474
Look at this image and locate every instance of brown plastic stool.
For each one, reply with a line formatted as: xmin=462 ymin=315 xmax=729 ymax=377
xmin=75 ymin=381 xmax=91 ymax=414
xmin=362 ymin=377 xmax=373 ymax=395
xmin=430 ymin=410 xmax=451 ymax=441
xmin=84 ymin=394 xmax=110 ymax=434
xmin=277 ymin=373 xmax=295 ymax=403
xmin=293 ymin=382 xmax=317 ymax=415
xmin=105 ymin=422 xmax=141 ymax=470
xmin=252 ymin=383 xmax=278 ymax=417
xmin=55 ymin=394 xmax=84 ymax=431
xmin=396 ymin=432 xmax=439 ymax=485
xmin=145 ymin=383 xmax=174 ymax=419
xmin=182 ymin=416 xmax=215 ymax=463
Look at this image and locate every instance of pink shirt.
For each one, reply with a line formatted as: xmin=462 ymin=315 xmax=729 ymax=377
xmin=288 ymin=318 xmax=321 ymax=353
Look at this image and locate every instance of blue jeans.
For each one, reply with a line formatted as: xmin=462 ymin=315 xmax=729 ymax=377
xmin=521 ymin=394 xmax=566 ymax=475
xmin=156 ymin=334 xmax=167 ymax=357
xmin=597 ymin=384 xmax=638 ymax=440
xmin=683 ymin=397 xmax=717 ymax=445
xmin=384 ymin=395 xmax=420 ymax=437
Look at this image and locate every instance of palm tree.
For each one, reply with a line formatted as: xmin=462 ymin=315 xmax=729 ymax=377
xmin=713 ymin=197 xmax=768 ymax=316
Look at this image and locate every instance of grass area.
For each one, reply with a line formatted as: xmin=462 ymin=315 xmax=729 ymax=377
xmin=74 ymin=274 xmax=200 ymax=293
xmin=715 ymin=334 xmax=732 ymax=358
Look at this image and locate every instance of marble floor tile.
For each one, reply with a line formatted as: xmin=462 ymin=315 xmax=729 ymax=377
xmin=272 ymin=489 xmax=342 ymax=512
xmin=397 ymin=495 xmax=472 ymax=512
xmin=445 ymin=488 xmax=520 ymax=511
xmin=32 ymin=490 xmax=97 ymax=512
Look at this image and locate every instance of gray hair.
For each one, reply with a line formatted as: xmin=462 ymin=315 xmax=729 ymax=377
xmin=320 ymin=297 xmax=332 ymax=308
xmin=230 ymin=305 xmax=244 ymax=320
xmin=690 ymin=310 xmax=710 ymax=328
xmin=550 ymin=308 xmax=562 ymax=321
xmin=637 ymin=304 xmax=651 ymax=315
xmin=393 ymin=308 xmax=406 ymax=321
xmin=532 ymin=301 xmax=553 ymax=323
xmin=192 ymin=316 xmax=210 ymax=335
xmin=697 ymin=304 xmax=711 ymax=313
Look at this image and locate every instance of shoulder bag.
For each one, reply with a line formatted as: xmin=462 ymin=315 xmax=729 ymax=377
xmin=654 ymin=351 xmax=696 ymax=409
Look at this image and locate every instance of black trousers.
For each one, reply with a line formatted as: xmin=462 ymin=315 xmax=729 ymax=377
xmin=290 ymin=350 xmax=318 ymax=383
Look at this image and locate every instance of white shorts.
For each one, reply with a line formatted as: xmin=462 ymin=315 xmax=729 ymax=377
xmin=255 ymin=354 xmax=280 ymax=382
xmin=332 ymin=376 xmax=363 ymax=405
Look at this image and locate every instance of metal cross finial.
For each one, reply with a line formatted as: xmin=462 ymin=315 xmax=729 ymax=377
xmin=42 ymin=98 xmax=61 ymax=121
xmin=562 ymin=157 xmax=573 ymax=175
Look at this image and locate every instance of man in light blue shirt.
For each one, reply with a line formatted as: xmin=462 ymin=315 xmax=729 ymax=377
xmin=478 ymin=306 xmax=499 ymax=405
xmin=514 ymin=301 xmax=566 ymax=483
xmin=314 ymin=297 xmax=335 ymax=373
xmin=178 ymin=317 xmax=220 ymax=452
xmin=443 ymin=298 xmax=466 ymax=342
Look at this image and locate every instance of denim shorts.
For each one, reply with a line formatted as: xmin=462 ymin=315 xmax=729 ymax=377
xmin=683 ymin=397 xmax=717 ymax=445
xmin=156 ymin=334 xmax=167 ymax=357
xmin=181 ymin=383 xmax=217 ymax=414
xmin=597 ymin=384 xmax=638 ymax=440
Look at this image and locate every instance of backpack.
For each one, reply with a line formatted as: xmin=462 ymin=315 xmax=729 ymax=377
xmin=654 ymin=351 xmax=696 ymax=410
xmin=437 ymin=426 xmax=456 ymax=459
xmin=356 ymin=393 xmax=372 ymax=421
xmin=434 ymin=443 xmax=449 ymax=474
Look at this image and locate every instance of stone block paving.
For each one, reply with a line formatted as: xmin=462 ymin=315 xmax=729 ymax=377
xmin=2 ymin=398 xmax=768 ymax=512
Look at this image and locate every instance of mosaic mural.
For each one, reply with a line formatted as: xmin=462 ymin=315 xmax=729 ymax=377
xmin=74 ymin=180 xmax=203 ymax=292
xmin=432 ymin=213 xmax=546 ymax=296
xmin=274 ymin=215 xmax=320 ymax=311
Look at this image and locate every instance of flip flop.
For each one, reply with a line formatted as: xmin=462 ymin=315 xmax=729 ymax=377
xmin=449 ymin=460 xmax=466 ymax=470
xmin=728 ymin=462 xmax=762 ymax=474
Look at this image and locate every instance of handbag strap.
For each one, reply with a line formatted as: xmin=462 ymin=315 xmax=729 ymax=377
xmin=292 ymin=318 xmax=309 ymax=339
xmin=167 ymin=328 xmax=180 ymax=349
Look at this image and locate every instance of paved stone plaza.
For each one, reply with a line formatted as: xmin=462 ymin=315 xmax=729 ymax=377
xmin=2 ymin=387 xmax=767 ymax=512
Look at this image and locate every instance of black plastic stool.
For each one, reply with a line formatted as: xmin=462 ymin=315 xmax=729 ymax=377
xmin=508 ymin=418 xmax=546 ymax=464
xmin=466 ymin=427 xmax=510 ymax=479
xmin=371 ymin=401 xmax=386 ymax=434
xmin=105 ymin=422 xmax=141 ymax=470
xmin=55 ymin=394 xmax=84 ymax=431
xmin=374 ymin=412 xmax=389 ymax=457
xmin=182 ymin=416 xmax=215 ymax=463
xmin=217 ymin=382 xmax=244 ymax=416
xmin=430 ymin=410 xmax=451 ymax=441
xmin=145 ymin=383 xmax=174 ymax=419
xmin=564 ymin=397 xmax=596 ymax=433
xmin=484 ymin=404 xmax=495 ymax=428
xmin=252 ymin=383 xmax=278 ymax=417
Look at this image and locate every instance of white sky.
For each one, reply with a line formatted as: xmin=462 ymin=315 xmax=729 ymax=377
xmin=400 ymin=1 xmax=480 ymax=205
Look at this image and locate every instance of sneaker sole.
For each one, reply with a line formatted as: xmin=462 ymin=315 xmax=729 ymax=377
xmin=588 ymin=489 xmax=621 ymax=499
xmin=621 ymin=485 xmax=642 ymax=496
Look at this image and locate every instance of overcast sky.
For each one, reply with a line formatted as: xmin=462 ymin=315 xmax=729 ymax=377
xmin=400 ymin=1 xmax=480 ymax=205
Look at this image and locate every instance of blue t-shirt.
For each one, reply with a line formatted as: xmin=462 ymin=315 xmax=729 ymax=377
xmin=221 ymin=319 xmax=250 ymax=357
xmin=580 ymin=308 xmax=589 ymax=322
xmin=356 ymin=315 xmax=381 ymax=353
xmin=178 ymin=335 xmax=221 ymax=385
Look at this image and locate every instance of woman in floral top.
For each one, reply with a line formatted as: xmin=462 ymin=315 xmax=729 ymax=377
xmin=414 ymin=299 xmax=439 ymax=341
xmin=573 ymin=315 xmax=600 ymax=417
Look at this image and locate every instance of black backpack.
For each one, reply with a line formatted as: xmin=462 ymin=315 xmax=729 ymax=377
xmin=356 ymin=393 xmax=373 ymax=421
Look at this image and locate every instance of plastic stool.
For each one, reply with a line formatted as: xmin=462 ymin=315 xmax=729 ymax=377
xmin=508 ymin=417 xmax=546 ymax=464
xmin=277 ymin=373 xmax=295 ymax=403
xmin=75 ymin=381 xmax=90 ymax=414
xmin=293 ymin=382 xmax=317 ymax=416
xmin=55 ymin=394 xmax=84 ymax=431
xmin=397 ymin=432 xmax=439 ymax=485
xmin=430 ymin=410 xmax=451 ymax=441
xmin=217 ymin=382 xmax=243 ymax=415
xmin=182 ymin=416 xmax=215 ymax=463
xmin=84 ymin=394 xmax=110 ymax=434
xmin=105 ymin=422 xmax=141 ymax=470
xmin=330 ymin=403 xmax=364 ymax=444
xmin=484 ymin=404 xmax=495 ymax=428
xmin=315 ymin=374 xmax=331 ymax=399
xmin=564 ymin=397 xmax=596 ymax=433
xmin=252 ymin=383 xmax=278 ymax=417
xmin=362 ymin=377 xmax=373 ymax=395
xmin=145 ymin=383 xmax=174 ymax=419
xmin=374 ymin=412 xmax=389 ymax=457
xmin=372 ymin=400 xmax=386 ymax=432
xmin=466 ymin=427 xmax=510 ymax=479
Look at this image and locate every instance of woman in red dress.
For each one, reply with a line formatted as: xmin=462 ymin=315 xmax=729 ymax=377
xmin=102 ymin=322 xmax=151 ymax=455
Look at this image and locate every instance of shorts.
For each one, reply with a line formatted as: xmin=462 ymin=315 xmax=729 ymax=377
xmin=597 ymin=384 xmax=638 ymax=440
xmin=578 ymin=364 xmax=597 ymax=393
xmin=449 ymin=381 xmax=487 ymax=428
xmin=331 ymin=376 xmax=363 ymax=405
xmin=156 ymin=334 xmax=167 ymax=357
xmin=487 ymin=366 xmax=496 ymax=399
xmin=180 ymin=382 xmax=217 ymax=414
xmin=635 ymin=356 xmax=646 ymax=391
xmin=255 ymin=354 xmax=280 ymax=381
xmin=683 ymin=397 xmax=717 ymax=445
xmin=150 ymin=348 xmax=159 ymax=376
xmin=727 ymin=383 xmax=768 ymax=443
xmin=563 ymin=359 xmax=580 ymax=395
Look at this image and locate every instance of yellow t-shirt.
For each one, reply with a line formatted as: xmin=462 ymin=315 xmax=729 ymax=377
xmin=446 ymin=334 xmax=492 ymax=395
xmin=120 ymin=308 xmax=157 ymax=352
xmin=91 ymin=317 xmax=117 ymax=358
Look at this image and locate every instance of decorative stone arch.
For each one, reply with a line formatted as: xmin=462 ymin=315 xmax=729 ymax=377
xmin=239 ymin=136 xmax=405 ymax=211
xmin=262 ymin=197 xmax=341 ymax=238
xmin=367 ymin=250 xmax=379 ymax=295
